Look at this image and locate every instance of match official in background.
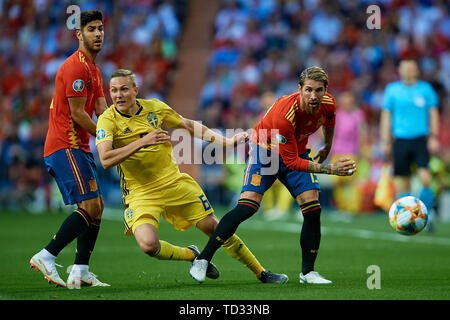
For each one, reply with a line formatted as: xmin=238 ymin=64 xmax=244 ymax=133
xmin=380 ymin=59 xmax=440 ymax=229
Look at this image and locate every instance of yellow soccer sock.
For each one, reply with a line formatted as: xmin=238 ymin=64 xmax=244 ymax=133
xmin=222 ymin=234 xmax=265 ymax=278
xmin=153 ymin=240 xmax=195 ymax=261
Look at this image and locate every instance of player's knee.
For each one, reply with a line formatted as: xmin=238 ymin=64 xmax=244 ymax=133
xmin=138 ymin=239 xmax=160 ymax=256
xmin=79 ymin=198 xmax=103 ymax=220
xmin=196 ymin=214 xmax=218 ymax=237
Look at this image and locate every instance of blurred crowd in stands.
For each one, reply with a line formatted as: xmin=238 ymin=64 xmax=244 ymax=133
xmin=0 ymin=0 xmax=186 ymax=210
xmin=0 ymin=0 xmax=449 ymax=218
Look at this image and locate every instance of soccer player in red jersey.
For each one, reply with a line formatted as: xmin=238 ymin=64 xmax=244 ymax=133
xmin=191 ymin=66 xmax=357 ymax=284
xmin=29 ymin=10 xmax=109 ymax=289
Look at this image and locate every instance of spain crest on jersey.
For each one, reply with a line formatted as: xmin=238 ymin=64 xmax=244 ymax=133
xmin=147 ymin=112 xmax=158 ymax=128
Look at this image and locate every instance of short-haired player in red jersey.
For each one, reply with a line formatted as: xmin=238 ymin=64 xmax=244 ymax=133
xmin=191 ymin=66 xmax=357 ymax=284
xmin=29 ymin=10 xmax=109 ymax=289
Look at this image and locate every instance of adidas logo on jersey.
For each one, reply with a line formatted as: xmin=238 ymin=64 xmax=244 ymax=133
xmin=124 ymin=128 xmax=132 ymax=134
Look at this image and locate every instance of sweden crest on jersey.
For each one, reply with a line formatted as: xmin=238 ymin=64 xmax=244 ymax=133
xmin=126 ymin=208 xmax=133 ymax=219
xmin=147 ymin=112 xmax=158 ymax=128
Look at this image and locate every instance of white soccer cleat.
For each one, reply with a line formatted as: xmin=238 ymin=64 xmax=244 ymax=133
xmin=67 ymin=265 xmax=110 ymax=289
xmin=187 ymin=245 xmax=220 ymax=279
xmin=189 ymin=258 xmax=208 ymax=283
xmin=299 ymin=271 xmax=332 ymax=284
xmin=29 ymin=252 xmax=66 ymax=288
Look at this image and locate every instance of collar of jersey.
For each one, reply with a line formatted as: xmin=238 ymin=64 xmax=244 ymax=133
xmin=115 ymin=100 xmax=143 ymax=118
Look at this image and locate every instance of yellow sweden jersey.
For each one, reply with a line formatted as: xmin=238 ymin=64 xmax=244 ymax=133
xmin=96 ymin=99 xmax=183 ymax=203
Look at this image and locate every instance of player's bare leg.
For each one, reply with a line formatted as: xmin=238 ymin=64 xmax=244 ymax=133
xmin=133 ymin=222 xmax=197 ymax=262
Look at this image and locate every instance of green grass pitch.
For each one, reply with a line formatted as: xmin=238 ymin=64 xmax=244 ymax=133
xmin=1 ymin=208 xmax=449 ymax=300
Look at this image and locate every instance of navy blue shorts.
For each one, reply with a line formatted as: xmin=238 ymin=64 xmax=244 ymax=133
xmin=44 ymin=148 xmax=101 ymax=205
xmin=241 ymin=143 xmax=320 ymax=197
xmin=393 ymin=136 xmax=429 ymax=176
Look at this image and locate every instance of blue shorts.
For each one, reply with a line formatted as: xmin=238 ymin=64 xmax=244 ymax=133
xmin=241 ymin=143 xmax=320 ymax=197
xmin=44 ymin=148 xmax=101 ymax=205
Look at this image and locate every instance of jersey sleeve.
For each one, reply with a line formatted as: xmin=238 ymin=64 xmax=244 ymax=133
xmin=95 ymin=112 xmax=115 ymax=146
xmin=272 ymin=116 xmax=309 ymax=172
xmin=156 ymin=100 xmax=183 ymax=128
xmin=63 ymin=62 xmax=90 ymax=98
xmin=382 ymin=83 xmax=394 ymax=112
xmin=324 ymin=95 xmax=337 ymax=127
xmin=96 ymin=68 xmax=105 ymax=98
xmin=426 ymin=82 xmax=438 ymax=108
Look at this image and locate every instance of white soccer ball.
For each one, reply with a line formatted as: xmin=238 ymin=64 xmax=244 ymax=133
xmin=388 ymin=196 xmax=428 ymax=236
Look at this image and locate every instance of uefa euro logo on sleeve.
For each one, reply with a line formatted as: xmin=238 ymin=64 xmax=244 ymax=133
xmin=72 ymin=79 xmax=85 ymax=92
xmin=275 ymin=133 xmax=287 ymax=145
xmin=96 ymin=128 xmax=106 ymax=141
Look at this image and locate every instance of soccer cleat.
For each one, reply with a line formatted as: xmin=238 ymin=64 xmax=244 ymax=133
xmin=187 ymin=245 xmax=220 ymax=279
xmin=29 ymin=253 xmax=66 ymax=288
xmin=259 ymin=270 xmax=289 ymax=284
xmin=299 ymin=271 xmax=332 ymax=284
xmin=67 ymin=265 xmax=110 ymax=289
xmin=189 ymin=258 xmax=208 ymax=283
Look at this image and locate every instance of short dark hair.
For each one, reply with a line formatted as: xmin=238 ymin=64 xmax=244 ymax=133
xmin=299 ymin=66 xmax=329 ymax=88
xmin=78 ymin=10 xmax=103 ymax=30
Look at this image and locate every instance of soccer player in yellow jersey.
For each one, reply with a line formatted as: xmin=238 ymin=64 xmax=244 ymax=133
xmin=95 ymin=69 xmax=288 ymax=283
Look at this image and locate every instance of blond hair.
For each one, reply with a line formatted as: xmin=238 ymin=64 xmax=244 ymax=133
xmin=299 ymin=66 xmax=328 ymax=88
xmin=110 ymin=69 xmax=137 ymax=87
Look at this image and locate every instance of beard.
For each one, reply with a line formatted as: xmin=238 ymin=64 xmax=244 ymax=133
xmin=86 ymin=40 xmax=103 ymax=52
xmin=82 ymin=34 xmax=103 ymax=52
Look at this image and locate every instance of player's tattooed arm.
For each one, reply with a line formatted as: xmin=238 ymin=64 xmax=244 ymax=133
xmin=307 ymin=162 xmax=332 ymax=174
xmin=307 ymin=159 xmax=356 ymax=176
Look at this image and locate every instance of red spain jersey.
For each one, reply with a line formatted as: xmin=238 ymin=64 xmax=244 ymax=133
xmin=251 ymin=92 xmax=336 ymax=172
xmin=44 ymin=49 xmax=104 ymax=157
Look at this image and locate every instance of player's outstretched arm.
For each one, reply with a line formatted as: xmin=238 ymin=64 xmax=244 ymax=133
xmin=177 ymin=118 xmax=248 ymax=147
xmin=96 ymin=129 xmax=170 ymax=169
